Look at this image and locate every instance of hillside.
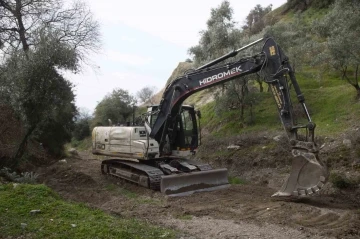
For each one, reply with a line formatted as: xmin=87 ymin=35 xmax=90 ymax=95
xmin=151 ymin=0 xmax=360 ymax=200
xmin=155 ymin=1 xmax=359 ymax=138
xmin=2 ymin=1 xmax=360 ymax=239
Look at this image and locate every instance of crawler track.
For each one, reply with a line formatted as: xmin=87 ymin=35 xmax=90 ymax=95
xmin=101 ymin=158 xmax=229 ymax=195
xmin=101 ymin=159 xmax=164 ymax=190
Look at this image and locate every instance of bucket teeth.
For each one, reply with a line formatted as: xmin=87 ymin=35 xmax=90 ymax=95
xmin=272 ymin=151 xmax=328 ymax=198
xmin=317 ymin=181 xmax=324 ymax=188
xmin=289 ymin=183 xmax=324 ymax=197
xmin=306 ymin=188 xmax=313 ymax=195
xmin=312 ymin=185 xmax=320 ymax=193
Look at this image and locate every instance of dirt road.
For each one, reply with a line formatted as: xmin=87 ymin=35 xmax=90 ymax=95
xmin=37 ymin=154 xmax=360 ymax=239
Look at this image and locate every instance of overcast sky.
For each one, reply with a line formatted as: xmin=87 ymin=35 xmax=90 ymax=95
xmin=67 ymin=0 xmax=286 ymax=113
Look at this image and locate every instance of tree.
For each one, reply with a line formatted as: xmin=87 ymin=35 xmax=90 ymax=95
xmin=264 ymin=13 xmax=311 ymax=73
xmin=214 ymin=76 xmax=261 ymax=124
xmin=188 ymin=0 xmax=240 ymax=65
xmin=312 ymin=0 xmax=360 ymax=97
xmin=0 ymin=0 xmax=100 ymax=166
xmin=0 ymin=0 xmax=100 ymax=59
xmin=72 ymin=108 xmax=92 ymax=141
xmin=242 ymin=4 xmax=272 ymax=35
xmin=0 ymin=36 xmax=78 ymax=161
xmin=188 ymin=1 xmax=263 ymax=121
xmin=136 ymin=86 xmax=157 ymax=105
xmin=93 ymin=89 xmax=136 ymax=127
xmin=284 ymin=0 xmax=310 ymax=12
xmin=285 ymin=0 xmax=335 ymax=12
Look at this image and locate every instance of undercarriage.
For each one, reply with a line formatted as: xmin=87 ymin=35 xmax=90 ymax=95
xmin=101 ymin=158 xmax=229 ymax=196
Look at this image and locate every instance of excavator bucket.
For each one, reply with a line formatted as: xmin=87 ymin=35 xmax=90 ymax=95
xmin=160 ymin=168 xmax=229 ymax=196
xmin=272 ymin=150 xmax=328 ymax=197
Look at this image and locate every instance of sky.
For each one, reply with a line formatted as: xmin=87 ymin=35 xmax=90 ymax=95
xmin=67 ymin=0 xmax=287 ymax=113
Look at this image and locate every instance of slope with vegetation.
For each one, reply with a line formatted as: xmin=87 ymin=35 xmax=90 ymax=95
xmin=0 ymin=182 xmax=174 ymax=239
xmin=158 ymin=0 xmax=360 ymax=191
xmin=182 ymin=0 xmax=360 ymax=138
xmin=1 ymin=1 xmax=359 ymax=238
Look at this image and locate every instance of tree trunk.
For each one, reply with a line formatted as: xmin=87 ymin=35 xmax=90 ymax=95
xmin=342 ymin=65 xmax=360 ymax=99
xmin=12 ymin=125 xmax=36 ymax=167
xmin=15 ymin=0 xmax=29 ymax=56
xmin=259 ymin=81 xmax=263 ymax=92
xmin=249 ymin=103 xmax=253 ymax=123
xmin=354 ymin=84 xmax=360 ymax=99
xmin=354 ymin=65 xmax=360 ymax=99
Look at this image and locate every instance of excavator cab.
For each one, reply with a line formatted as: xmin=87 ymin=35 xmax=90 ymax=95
xmin=147 ymin=105 xmax=199 ymax=154
xmin=174 ymin=106 xmax=199 ymax=151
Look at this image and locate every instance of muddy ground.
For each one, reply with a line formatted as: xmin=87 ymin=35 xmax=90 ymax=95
xmin=37 ymin=140 xmax=360 ymax=239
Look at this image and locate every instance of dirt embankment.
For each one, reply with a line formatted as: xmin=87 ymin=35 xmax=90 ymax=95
xmin=37 ymin=133 xmax=360 ymax=239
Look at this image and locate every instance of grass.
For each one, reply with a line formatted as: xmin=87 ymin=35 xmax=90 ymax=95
xmin=69 ymin=137 xmax=92 ymax=151
xmin=199 ymin=71 xmax=360 ymax=138
xmin=175 ymin=214 xmax=193 ymax=220
xmin=0 ymin=183 xmax=175 ymax=239
xmin=329 ymin=172 xmax=359 ymax=189
xmin=105 ymin=183 xmax=163 ymax=205
xmin=195 ymin=4 xmax=356 ymax=139
xmin=228 ymin=176 xmax=246 ymax=185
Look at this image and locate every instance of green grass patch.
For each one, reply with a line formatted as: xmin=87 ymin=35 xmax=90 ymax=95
xmin=70 ymin=137 xmax=92 ymax=151
xmin=119 ymin=188 xmax=138 ymax=199
xmin=0 ymin=183 xmax=175 ymax=239
xmin=199 ymin=71 xmax=360 ymax=138
xmin=228 ymin=176 xmax=246 ymax=185
xmin=175 ymin=214 xmax=193 ymax=220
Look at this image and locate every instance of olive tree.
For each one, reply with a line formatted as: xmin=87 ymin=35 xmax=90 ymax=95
xmin=242 ymin=4 xmax=272 ymax=35
xmin=0 ymin=35 xmax=78 ymax=162
xmin=0 ymin=0 xmax=100 ymax=165
xmin=93 ymin=89 xmax=136 ymax=127
xmin=136 ymin=86 xmax=157 ymax=105
xmin=0 ymin=0 xmax=100 ymax=59
xmin=72 ymin=108 xmax=92 ymax=141
xmin=312 ymin=0 xmax=360 ymax=97
xmin=188 ymin=0 xmax=240 ymax=65
xmin=264 ymin=13 xmax=311 ymax=73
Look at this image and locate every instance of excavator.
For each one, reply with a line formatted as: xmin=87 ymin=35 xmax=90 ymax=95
xmin=92 ymin=37 xmax=328 ymax=197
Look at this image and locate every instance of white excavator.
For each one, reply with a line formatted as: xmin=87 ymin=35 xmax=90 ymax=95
xmin=92 ymin=37 xmax=328 ymax=197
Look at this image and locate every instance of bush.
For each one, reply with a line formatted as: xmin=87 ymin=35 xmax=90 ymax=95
xmin=329 ymin=172 xmax=357 ymax=189
xmin=73 ymin=119 xmax=91 ymax=141
xmin=0 ymin=167 xmax=39 ymax=184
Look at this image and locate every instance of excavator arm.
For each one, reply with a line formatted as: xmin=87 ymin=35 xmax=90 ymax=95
xmin=148 ymin=37 xmax=328 ymax=197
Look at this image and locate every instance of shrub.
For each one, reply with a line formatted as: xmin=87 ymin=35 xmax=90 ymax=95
xmin=329 ymin=172 xmax=356 ymax=189
xmin=0 ymin=167 xmax=39 ymax=184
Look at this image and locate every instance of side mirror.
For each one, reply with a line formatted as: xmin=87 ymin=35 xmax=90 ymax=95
xmin=196 ymin=110 xmax=201 ymax=119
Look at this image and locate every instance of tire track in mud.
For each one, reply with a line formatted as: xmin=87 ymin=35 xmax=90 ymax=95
xmin=167 ymin=186 xmax=360 ymax=238
xmin=38 ymin=157 xmax=360 ymax=239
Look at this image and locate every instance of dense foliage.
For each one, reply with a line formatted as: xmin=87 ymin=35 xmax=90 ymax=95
xmin=188 ymin=0 xmax=360 ymax=130
xmin=285 ymin=0 xmax=335 ymax=12
xmin=311 ymin=0 xmax=360 ymax=96
xmin=0 ymin=0 xmax=100 ymax=167
xmin=72 ymin=109 xmax=92 ymax=141
xmin=93 ymin=89 xmax=136 ymax=127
